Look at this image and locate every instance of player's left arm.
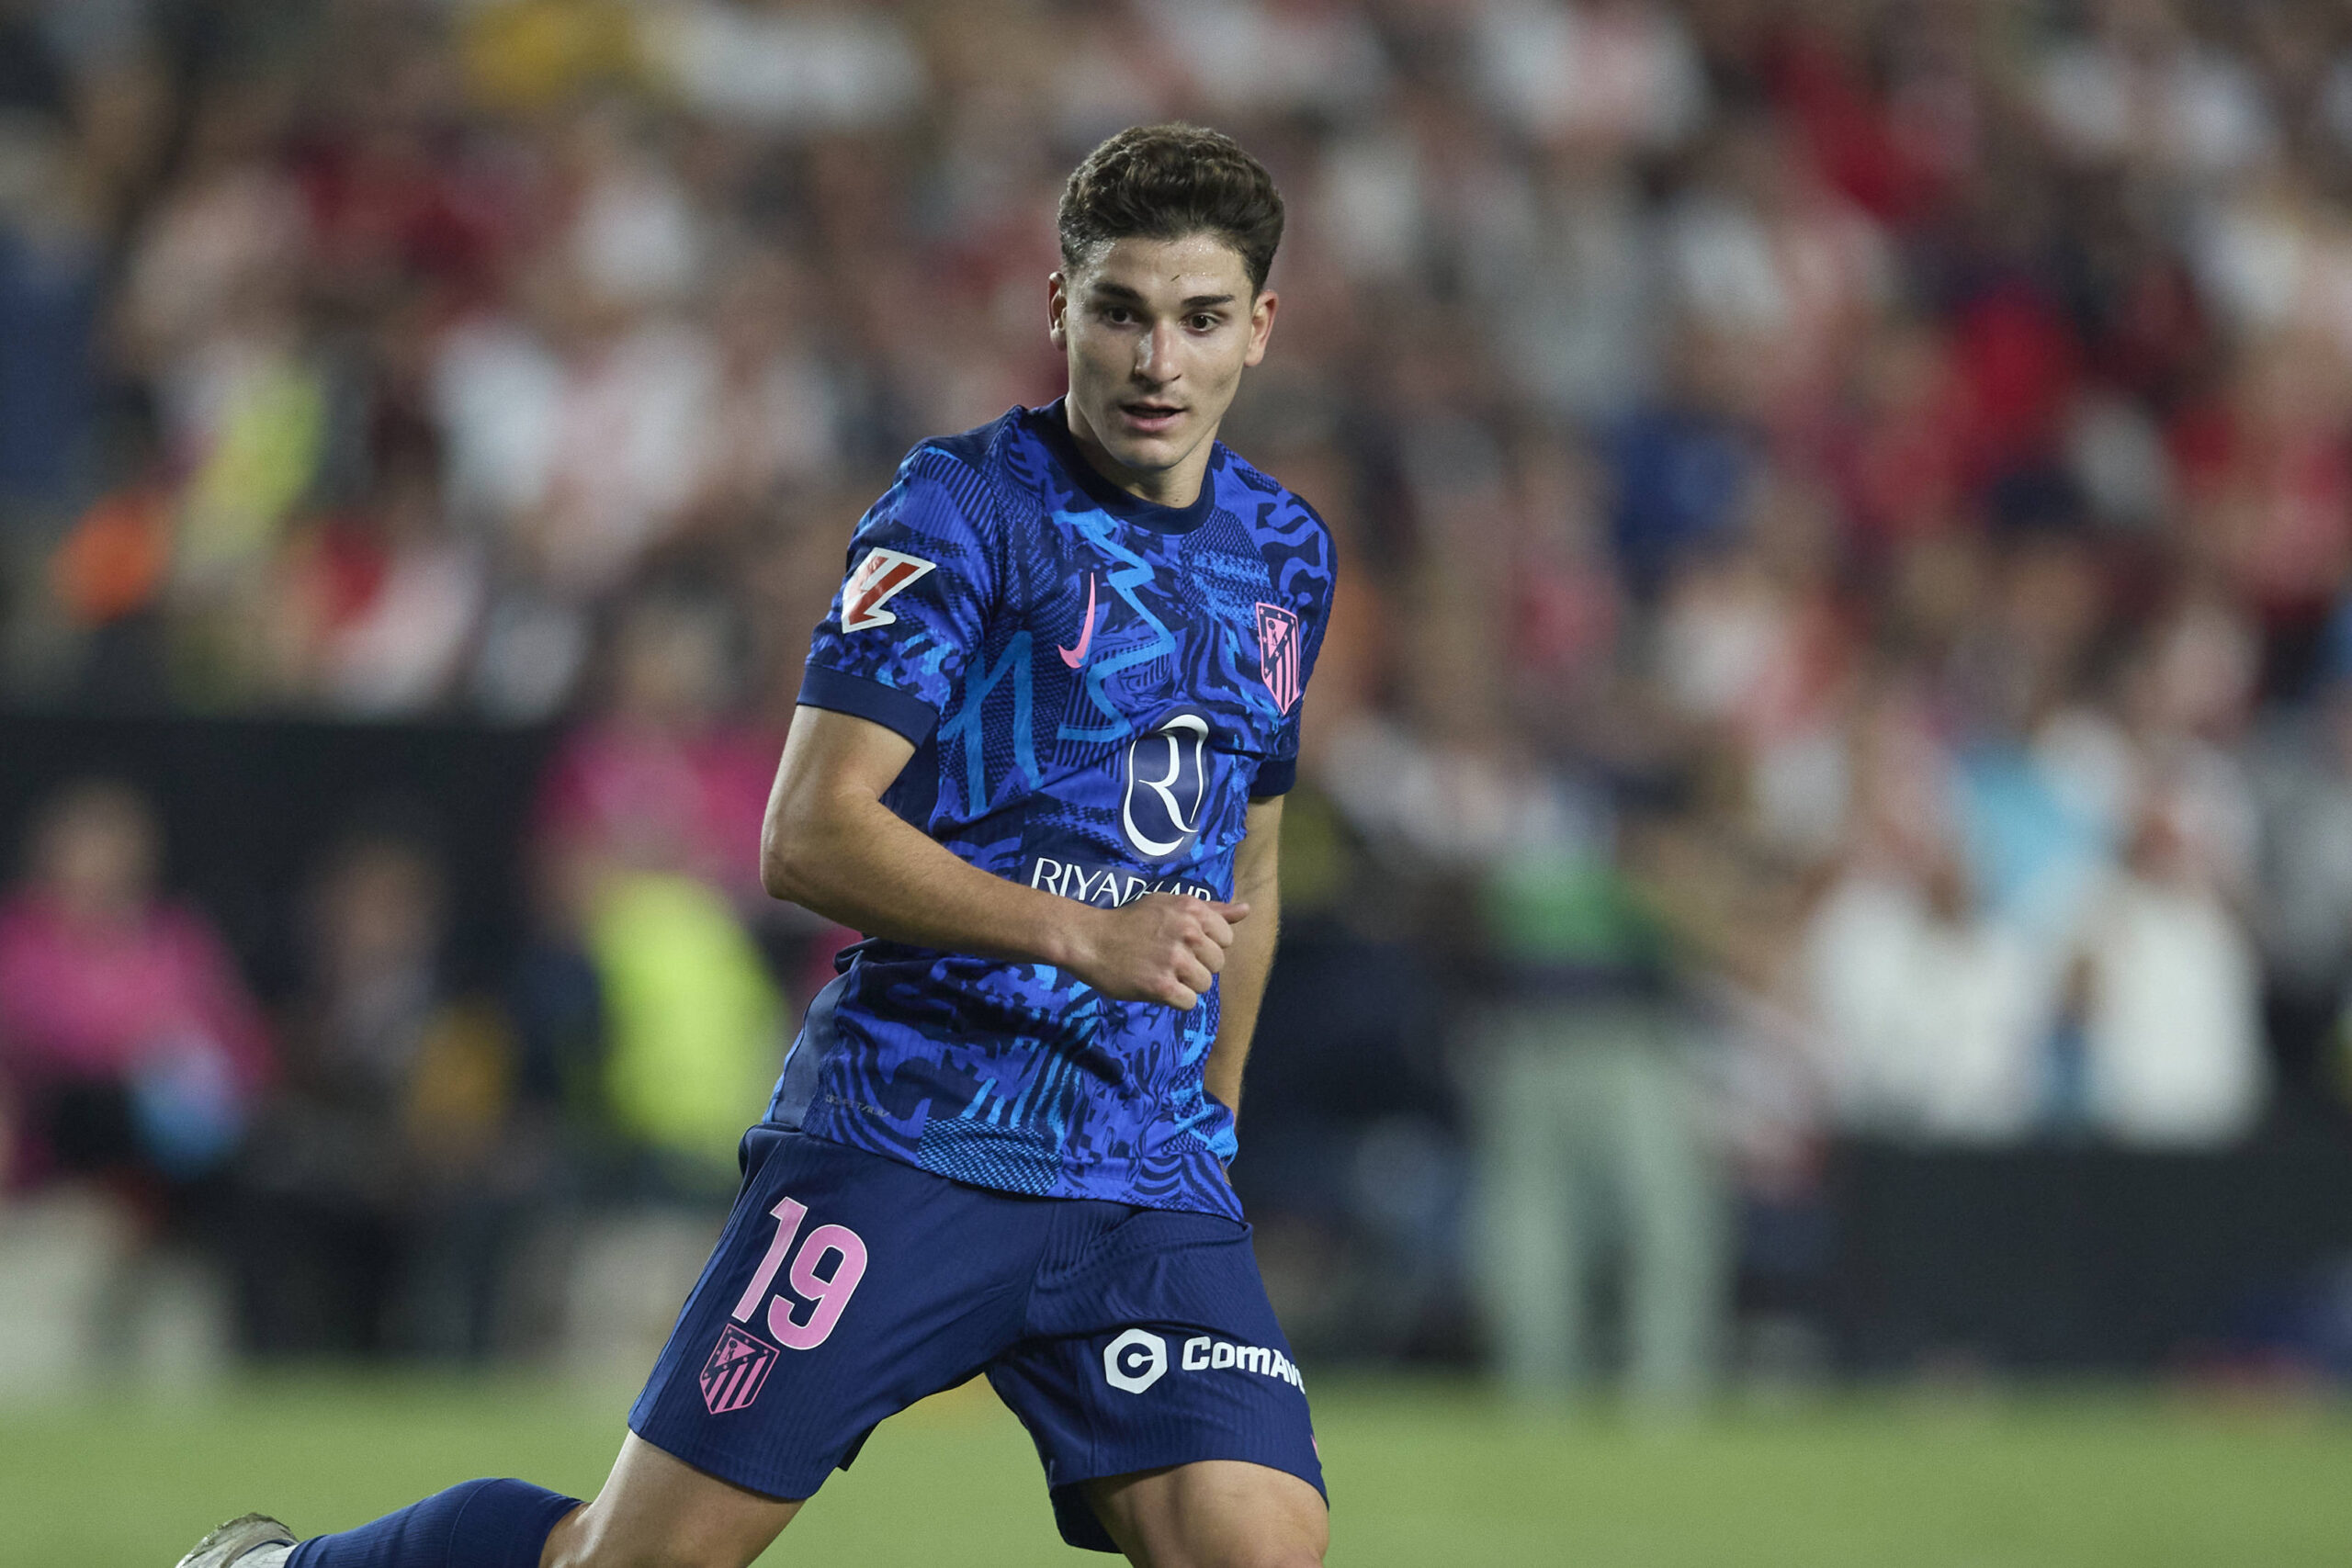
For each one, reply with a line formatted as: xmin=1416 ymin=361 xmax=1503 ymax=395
xmin=1203 ymin=795 xmax=1283 ymax=1122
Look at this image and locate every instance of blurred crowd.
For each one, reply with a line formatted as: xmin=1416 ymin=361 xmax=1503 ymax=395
xmin=10 ymin=0 xmax=2352 ymax=1387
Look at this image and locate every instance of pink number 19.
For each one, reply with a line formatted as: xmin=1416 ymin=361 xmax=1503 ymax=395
xmin=729 ymin=1196 xmax=870 ymax=1351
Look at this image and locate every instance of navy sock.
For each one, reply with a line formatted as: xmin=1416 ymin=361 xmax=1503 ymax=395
xmin=287 ymin=1479 xmax=581 ymax=1568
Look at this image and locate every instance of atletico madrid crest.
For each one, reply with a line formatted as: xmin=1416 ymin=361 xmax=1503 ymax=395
xmin=1255 ymin=603 xmax=1301 ymax=716
xmin=698 ymin=1323 xmax=780 ymax=1415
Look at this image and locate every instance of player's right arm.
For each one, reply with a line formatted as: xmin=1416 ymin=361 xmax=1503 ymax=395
xmin=780 ymin=445 xmax=1241 ymax=1009
xmin=760 ymin=705 xmax=1246 ymax=1011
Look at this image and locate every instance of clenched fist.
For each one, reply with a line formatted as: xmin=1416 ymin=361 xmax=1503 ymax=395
xmin=1068 ymin=894 xmax=1250 ymax=1010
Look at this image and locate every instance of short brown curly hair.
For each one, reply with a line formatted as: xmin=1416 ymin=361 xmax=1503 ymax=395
xmin=1057 ymin=124 xmax=1285 ymax=294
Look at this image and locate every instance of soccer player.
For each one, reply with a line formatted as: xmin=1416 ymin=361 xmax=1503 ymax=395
xmin=179 ymin=123 xmax=1337 ymax=1568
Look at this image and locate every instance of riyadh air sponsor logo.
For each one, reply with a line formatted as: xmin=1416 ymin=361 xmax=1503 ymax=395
xmin=1122 ymin=712 xmax=1209 ymax=859
xmin=1029 ymin=856 xmax=1214 ymax=908
xmin=840 ymin=547 xmax=936 ymax=632
xmin=1102 ymin=1327 xmax=1306 ymax=1395
xmin=1104 ymin=1328 xmax=1168 ymax=1393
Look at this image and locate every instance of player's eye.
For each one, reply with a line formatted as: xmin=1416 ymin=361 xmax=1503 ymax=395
xmin=1100 ymin=306 xmax=1136 ymax=325
xmin=1188 ymin=314 xmax=1219 ymax=332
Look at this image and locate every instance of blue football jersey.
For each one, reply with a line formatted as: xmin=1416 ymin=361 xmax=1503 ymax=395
xmin=766 ymin=400 xmax=1336 ymax=1219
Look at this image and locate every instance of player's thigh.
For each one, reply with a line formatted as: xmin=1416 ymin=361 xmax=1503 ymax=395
xmin=542 ymin=1432 xmax=801 ymax=1568
xmin=1084 ymin=1459 xmax=1329 ymax=1568
xmin=630 ymin=1127 xmax=1037 ymax=1504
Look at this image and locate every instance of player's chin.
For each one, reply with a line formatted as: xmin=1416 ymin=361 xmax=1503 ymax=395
xmin=1103 ymin=424 xmax=1195 ymax=473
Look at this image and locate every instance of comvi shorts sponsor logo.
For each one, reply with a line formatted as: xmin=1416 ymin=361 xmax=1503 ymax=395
xmin=1102 ymin=1327 xmax=1306 ymax=1395
xmin=1103 ymin=1328 xmax=1168 ymax=1393
xmin=1183 ymin=1335 xmax=1306 ymax=1388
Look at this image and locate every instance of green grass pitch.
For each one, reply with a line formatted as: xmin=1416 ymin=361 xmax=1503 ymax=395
xmin=5 ymin=1375 xmax=2348 ymax=1565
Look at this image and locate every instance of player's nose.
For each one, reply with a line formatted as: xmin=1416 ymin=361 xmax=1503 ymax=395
xmin=1134 ymin=321 xmax=1180 ymax=381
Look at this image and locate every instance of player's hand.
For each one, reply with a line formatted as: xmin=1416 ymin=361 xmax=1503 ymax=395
xmin=1068 ymin=894 xmax=1250 ymax=1010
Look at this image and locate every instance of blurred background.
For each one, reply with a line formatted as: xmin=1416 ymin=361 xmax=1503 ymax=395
xmin=5 ymin=0 xmax=2352 ymax=1559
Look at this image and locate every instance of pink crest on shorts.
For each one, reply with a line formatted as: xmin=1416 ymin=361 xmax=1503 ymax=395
xmin=1255 ymin=604 xmax=1302 ymax=716
xmin=699 ymin=1323 xmax=780 ymax=1415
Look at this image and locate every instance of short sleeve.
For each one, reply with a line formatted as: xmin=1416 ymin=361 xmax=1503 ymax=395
xmin=799 ymin=450 xmax=999 ymax=746
xmin=1248 ymin=501 xmax=1339 ymax=799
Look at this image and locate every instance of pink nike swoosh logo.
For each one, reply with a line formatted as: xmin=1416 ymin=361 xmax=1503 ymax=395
xmin=1058 ymin=573 xmax=1101 ymax=668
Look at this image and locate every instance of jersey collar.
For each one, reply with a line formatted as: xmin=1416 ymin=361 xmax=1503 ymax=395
xmin=1031 ymin=400 xmax=1217 ymax=535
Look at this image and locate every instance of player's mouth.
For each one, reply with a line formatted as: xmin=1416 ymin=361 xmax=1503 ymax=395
xmin=1116 ymin=400 xmax=1187 ymax=436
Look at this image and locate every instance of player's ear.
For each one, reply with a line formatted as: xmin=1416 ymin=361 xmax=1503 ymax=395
xmin=1047 ymin=271 xmax=1069 ymax=349
xmin=1242 ymin=288 xmax=1278 ymax=368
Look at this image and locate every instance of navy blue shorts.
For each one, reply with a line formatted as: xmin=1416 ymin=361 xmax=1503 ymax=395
xmin=628 ymin=1128 xmax=1323 ymax=1551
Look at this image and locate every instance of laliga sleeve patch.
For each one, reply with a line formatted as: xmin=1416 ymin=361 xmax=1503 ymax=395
xmin=841 ymin=547 xmax=938 ymax=632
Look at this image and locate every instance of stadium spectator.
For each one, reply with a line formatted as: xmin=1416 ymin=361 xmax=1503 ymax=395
xmin=1464 ymin=765 xmax=1730 ymax=1408
xmin=0 ymin=779 xmax=271 ymax=1198
xmin=238 ymin=821 xmax=544 ymax=1358
xmin=531 ymin=592 xmax=776 ymax=908
xmin=523 ymin=592 xmax=788 ymax=1189
xmin=1806 ymin=845 xmax=2049 ymax=1145
xmin=284 ymin=434 xmax=487 ymax=716
xmin=2253 ymin=630 xmax=2352 ymax=1088
xmin=0 ymin=111 xmax=102 ymax=525
xmin=2073 ymin=802 xmax=2268 ymax=1145
xmin=577 ymin=865 xmax=784 ymax=1185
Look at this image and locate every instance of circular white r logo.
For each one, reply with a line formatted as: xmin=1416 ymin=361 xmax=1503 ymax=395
xmin=1121 ymin=713 xmax=1209 ymax=859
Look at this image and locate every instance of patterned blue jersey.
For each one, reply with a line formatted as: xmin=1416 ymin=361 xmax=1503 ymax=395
xmin=766 ymin=400 xmax=1336 ymax=1220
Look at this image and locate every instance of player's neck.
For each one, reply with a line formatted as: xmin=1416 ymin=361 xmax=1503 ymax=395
xmin=1061 ymin=401 xmax=1213 ymax=510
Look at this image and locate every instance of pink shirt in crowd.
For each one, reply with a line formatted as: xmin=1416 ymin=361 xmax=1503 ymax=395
xmin=0 ymin=893 xmax=275 ymax=1184
xmin=533 ymin=720 xmax=778 ymax=901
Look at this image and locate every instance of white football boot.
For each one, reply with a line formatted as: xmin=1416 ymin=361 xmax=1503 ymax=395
xmin=174 ymin=1513 xmax=299 ymax=1568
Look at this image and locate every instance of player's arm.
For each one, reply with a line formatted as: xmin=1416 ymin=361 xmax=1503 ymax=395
xmin=1202 ymin=795 xmax=1283 ymax=1122
xmin=761 ymin=705 xmax=1249 ymax=1010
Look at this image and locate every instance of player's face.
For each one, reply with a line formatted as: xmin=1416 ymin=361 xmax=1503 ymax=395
xmin=1048 ymin=233 xmax=1278 ymax=506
